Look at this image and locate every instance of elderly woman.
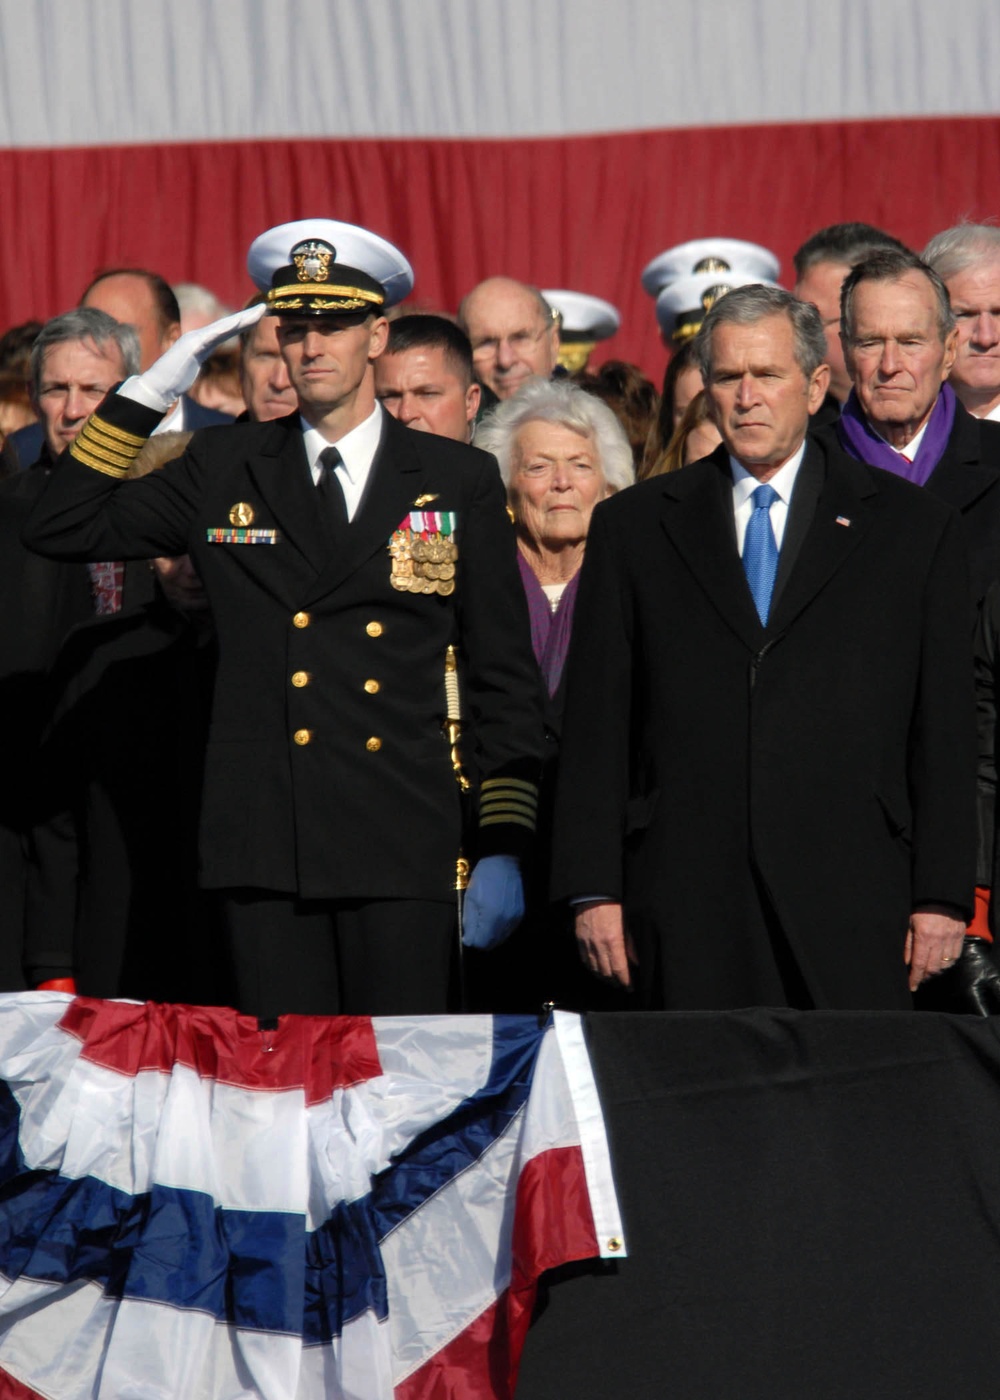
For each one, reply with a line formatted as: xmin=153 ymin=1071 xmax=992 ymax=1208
xmin=471 ymin=377 xmax=634 ymax=1009
xmin=477 ymin=377 xmax=634 ymax=700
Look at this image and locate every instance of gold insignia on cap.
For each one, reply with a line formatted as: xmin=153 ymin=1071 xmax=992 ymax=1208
xmin=413 ymin=494 xmax=439 ymax=508
xmin=292 ymin=239 xmax=335 ymax=284
xmin=229 ymin=501 xmax=255 ymax=527
xmin=694 ymin=256 xmax=732 ymax=274
xmin=701 ymin=283 xmax=734 ymax=314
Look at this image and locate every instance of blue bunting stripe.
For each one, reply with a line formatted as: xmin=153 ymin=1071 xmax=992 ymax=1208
xmin=0 ymin=1016 xmax=544 ymax=1343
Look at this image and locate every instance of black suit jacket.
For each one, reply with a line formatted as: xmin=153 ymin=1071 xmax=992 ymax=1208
xmin=181 ymin=395 xmax=233 ymax=431
xmin=551 ymin=436 xmax=976 ymax=1010
xmin=923 ymin=406 xmax=1000 ymax=609
xmin=23 ymin=401 xmax=543 ymax=902
xmin=828 ymin=401 xmax=1000 ymax=610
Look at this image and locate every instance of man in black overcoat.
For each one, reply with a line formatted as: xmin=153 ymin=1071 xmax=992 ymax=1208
xmin=23 ymin=220 xmax=543 ymax=1018
xmin=832 ymin=246 xmax=1000 ymax=612
xmin=551 ymin=285 xmax=976 ymax=1011
xmin=0 ymin=308 xmax=150 ymax=988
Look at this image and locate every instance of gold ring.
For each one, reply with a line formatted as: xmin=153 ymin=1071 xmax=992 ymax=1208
xmin=941 ymin=956 xmax=953 ymax=963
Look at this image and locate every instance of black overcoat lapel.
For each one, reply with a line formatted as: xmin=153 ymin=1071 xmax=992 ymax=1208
xmin=658 ymin=451 xmax=764 ymax=652
xmin=770 ymin=442 xmax=824 ymax=610
xmin=304 ymin=413 xmax=424 ymax=604
xmin=925 ymin=408 xmax=999 ymax=513
xmin=767 ymin=444 xmax=877 ymax=633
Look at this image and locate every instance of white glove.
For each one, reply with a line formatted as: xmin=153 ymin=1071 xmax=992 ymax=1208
xmin=119 ymin=303 xmax=268 ymax=413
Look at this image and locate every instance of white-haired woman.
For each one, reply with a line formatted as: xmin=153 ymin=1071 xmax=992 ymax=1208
xmin=471 ymin=378 xmax=635 ymax=1010
xmin=476 ymin=377 xmax=634 ymax=701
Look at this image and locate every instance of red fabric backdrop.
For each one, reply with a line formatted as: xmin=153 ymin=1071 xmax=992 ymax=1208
xmin=2 ymin=114 xmax=999 ymax=379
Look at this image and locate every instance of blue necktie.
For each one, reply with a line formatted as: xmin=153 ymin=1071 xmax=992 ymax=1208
xmin=742 ymin=482 xmax=780 ymax=625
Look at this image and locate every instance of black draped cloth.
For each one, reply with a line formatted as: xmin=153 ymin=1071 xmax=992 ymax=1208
xmin=517 ymin=1010 xmax=1000 ymax=1399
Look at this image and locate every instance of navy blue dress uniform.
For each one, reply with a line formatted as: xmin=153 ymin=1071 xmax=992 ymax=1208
xmin=23 ymin=221 xmax=543 ymax=1017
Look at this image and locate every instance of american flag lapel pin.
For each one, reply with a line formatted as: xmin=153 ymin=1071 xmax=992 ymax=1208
xmin=835 ymin=515 xmax=851 ymax=528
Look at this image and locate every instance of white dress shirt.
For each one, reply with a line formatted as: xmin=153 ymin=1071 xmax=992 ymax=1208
xmin=301 ymin=403 xmax=383 ymax=521
xmin=730 ymin=442 xmax=807 ymax=555
xmin=871 ymin=417 xmax=929 ymax=463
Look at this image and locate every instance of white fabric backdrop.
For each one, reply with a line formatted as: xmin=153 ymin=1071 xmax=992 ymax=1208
xmin=1 ymin=0 xmax=999 ymax=147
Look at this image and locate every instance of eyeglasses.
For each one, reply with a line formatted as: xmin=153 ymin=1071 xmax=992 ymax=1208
xmin=471 ymin=323 xmax=552 ymax=362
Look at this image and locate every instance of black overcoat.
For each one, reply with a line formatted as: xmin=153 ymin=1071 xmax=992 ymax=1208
xmin=828 ymin=401 xmax=1000 ymax=610
xmin=551 ymin=435 xmax=976 ymax=1010
xmin=23 ymin=403 xmax=543 ymax=902
xmin=923 ymin=405 xmax=1000 ymax=610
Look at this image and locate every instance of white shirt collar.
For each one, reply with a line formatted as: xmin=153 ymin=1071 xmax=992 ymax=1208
xmin=300 ymin=403 xmax=383 ymax=484
xmin=729 ymin=440 xmax=807 ymax=504
xmin=873 ymin=416 xmax=929 ymax=460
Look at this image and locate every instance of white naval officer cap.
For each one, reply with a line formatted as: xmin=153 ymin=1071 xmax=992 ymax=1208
xmin=542 ymin=290 xmax=621 ymax=343
xmin=655 ymin=271 xmax=781 ymax=345
xmin=247 ymin=218 xmax=414 ymax=313
xmin=641 ymin=238 xmax=781 ymax=298
xmin=543 ymin=290 xmax=621 ymax=373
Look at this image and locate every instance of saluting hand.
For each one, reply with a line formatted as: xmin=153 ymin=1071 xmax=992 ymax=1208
xmin=121 ymin=303 xmax=268 ymax=413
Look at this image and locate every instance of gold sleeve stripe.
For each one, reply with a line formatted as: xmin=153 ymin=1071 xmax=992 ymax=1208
xmin=85 ymin=427 xmax=143 ymax=462
xmin=70 ymin=413 xmax=149 ymax=477
xmin=481 ymin=793 xmax=538 ymax=815
xmin=75 ymin=437 xmax=134 ymax=471
xmin=84 ymin=415 xmax=147 ymax=449
xmin=69 ymin=441 xmax=131 ymax=478
xmin=480 ymin=799 xmax=538 ymax=818
xmin=481 ymin=777 xmax=538 ymax=796
xmin=480 ymin=812 xmax=537 ymax=831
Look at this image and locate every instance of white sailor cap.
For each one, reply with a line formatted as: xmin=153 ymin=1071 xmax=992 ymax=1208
xmin=655 ymin=271 xmax=781 ymax=344
xmin=542 ymin=290 xmax=621 ymax=343
xmin=641 ymin=238 xmax=780 ymax=298
xmin=247 ymin=218 xmax=414 ymax=313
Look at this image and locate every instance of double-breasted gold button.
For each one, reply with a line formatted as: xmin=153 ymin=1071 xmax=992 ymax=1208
xmin=366 ymin=621 xmax=383 ymax=637
xmin=366 ymin=736 xmax=382 ymax=752
xmin=293 ymin=729 xmax=313 ymax=746
xmin=293 ymin=611 xmax=311 ymax=629
xmin=364 ymin=679 xmax=380 ymax=694
xmin=291 ymin=671 xmax=311 ymax=688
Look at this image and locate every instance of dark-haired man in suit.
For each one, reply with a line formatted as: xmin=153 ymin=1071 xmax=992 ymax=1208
xmin=552 ymin=285 xmax=975 ymax=1011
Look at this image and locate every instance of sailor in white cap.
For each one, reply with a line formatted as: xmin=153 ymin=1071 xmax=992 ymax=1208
xmin=24 ymin=218 xmax=544 ymax=1019
xmin=543 ymin=290 xmax=621 ymax=374
xmin=641 ymin=237 xmax=781 ymax=299
xmin=655 ymin=270 xmax=782 ymax=348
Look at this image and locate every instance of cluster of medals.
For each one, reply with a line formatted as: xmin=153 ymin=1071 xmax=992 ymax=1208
xmin=388 ymin=508 xmax=458 ymax=596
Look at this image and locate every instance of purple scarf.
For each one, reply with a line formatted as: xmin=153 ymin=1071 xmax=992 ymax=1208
xmin=517 ymin=552 xmax=581 ymax=698
xmin=835 ymin=382 xmax=957 ymax=486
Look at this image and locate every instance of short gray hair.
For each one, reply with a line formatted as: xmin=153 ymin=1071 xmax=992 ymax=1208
xmin=695 ymin=284 xmax=828 ymax=382
xmin=922 ymin=223 xmax=1000 ymax=283
xmin=474 ymin=376 xmax=635 ymax=494
xmin=841 ymin=249 xmax=955 ymax=345
xmin=31 ymin=308 xmax=140 ymax=395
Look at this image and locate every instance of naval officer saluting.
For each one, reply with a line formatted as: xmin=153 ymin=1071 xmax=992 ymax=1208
xmin=24 ymin=219 xmax=544 ymax=1017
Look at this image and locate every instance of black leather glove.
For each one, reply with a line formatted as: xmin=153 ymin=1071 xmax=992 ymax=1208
xmin=915 ymin=936 xmax=1000 ymax=1015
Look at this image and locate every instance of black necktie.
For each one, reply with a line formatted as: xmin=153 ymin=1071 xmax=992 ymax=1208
xmin=316 ymin=445 xmax=349 ymax=540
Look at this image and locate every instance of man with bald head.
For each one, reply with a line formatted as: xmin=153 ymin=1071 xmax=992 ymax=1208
xmin=458 ymin=277 xmax=560 ymax=401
